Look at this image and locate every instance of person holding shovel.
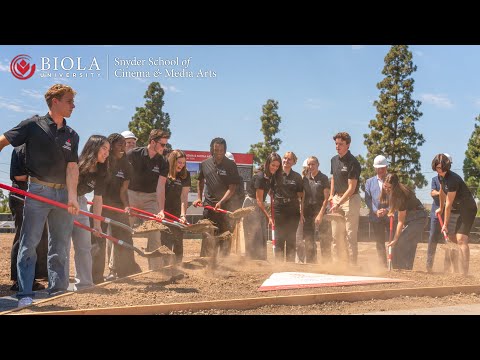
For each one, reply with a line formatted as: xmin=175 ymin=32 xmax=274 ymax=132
xmin=432 ymin=153 xmax=477 ymax=276
xmin=127 ymin=129 xmax=169 ymax=270
xmin=162 ymin=149 xmax=191 ymax=263
xmin=0 ymin=84 xmax=80 ymax=307
xmin=381 ymin=173 xmax=427 ymax=270
xmin=426 ymin=153 xmax=454 ymax=273
xmin=193 ymin=137 xmax=240 ymax=257
xmin=71 ymin=135 xmax=110 ymax=290
xmin=243 ymin=152 xmax=282 ymax=260
xmin=92 ymin=133 xmax=141 ymax=284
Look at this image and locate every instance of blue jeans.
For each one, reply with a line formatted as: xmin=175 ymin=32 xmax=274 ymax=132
xmin=16 ymin=182 xmax=73 ymax=298
xmin=427 ymin=213 xmax=443 ymax=269
xmin=71 ymin=196 xmax=94 ymax=290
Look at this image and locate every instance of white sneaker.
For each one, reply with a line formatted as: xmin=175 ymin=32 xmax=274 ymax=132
xmin=18 ymin=297 xmax=33 ymax=307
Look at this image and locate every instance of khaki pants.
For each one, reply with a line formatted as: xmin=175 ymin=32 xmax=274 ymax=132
xmin=331 ymin=193 xmax=361 ymax=264
xmin=127 ymin=190 xmax=162 ymax=270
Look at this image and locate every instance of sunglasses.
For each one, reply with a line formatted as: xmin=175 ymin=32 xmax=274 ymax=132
xmin=155 ymin=141 xmax=169 ymax=148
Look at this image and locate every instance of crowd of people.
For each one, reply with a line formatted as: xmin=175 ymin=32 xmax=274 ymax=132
xmin=0 ymin=83 xmax=477 ymax=308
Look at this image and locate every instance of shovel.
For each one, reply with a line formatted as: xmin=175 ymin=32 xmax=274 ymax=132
xmin=437 ymin=213 xmax=459 ymax=273
xmin=197 ymin=204 xmax=256 ymax=220
xmin=270 ymin=195 xmax=276 ymax=261
xmin=10 ymin=194 xmax=171 ymax=258
xmin=0 ymin=182 xmax=134 ymax=234
xmin=86 ymin=201 xmax=185 ymax=230
xmin=127 ymin=206 xmax=187 ymax=228
xmin=387 ymin=215 xmax=393 ymax=271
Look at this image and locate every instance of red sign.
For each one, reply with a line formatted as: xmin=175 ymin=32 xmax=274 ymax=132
xmin=184 ymin=150 xmax=253 ymax=165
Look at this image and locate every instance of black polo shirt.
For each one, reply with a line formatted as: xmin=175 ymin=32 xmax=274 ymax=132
xmin=103 ymin=156 xmax=132 ymax=206
xmin=77 ymin=163 xmax=106 ymax=197
xmin=303 ymin=171 xmax=329 ymax=206
xmin=165 ymin=172 xmax=191 ymax=217
xmin=127 ymin=146 xmax=169 ymax=193
xmin=10 ymin=145 xmax=28 ymax=191
xmin=398 ymin=191 xmax=423 ymax=212
xmin=246 ymin=171 xmax=271 ymax=202
xmin=330 ymin=150 xmax=361 ymax=194
xmin=440 ymin=171 xmax=476 ymax=212
xmin=272 ymin=170 xmax=303 ymax=206
xmin=4 ymin=113 xmax=79 ymax=184
xmin=198 ymin=156 xmax=240 ymax=205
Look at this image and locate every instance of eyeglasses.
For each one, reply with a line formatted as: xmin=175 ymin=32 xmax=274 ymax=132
xmin=435 ymin=166 xmax=443 ymax=170
xmin=156 ymin=141 xmax=169 ymax=148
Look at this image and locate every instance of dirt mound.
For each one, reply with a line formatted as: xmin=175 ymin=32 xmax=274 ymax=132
xmin=228 ymin=206 xmax=256 ymax=220
xmin=134 ymin=220 xmax=172 ymax=234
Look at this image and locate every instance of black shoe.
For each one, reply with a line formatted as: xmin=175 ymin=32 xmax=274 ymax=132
xmin=10 ymin=282 xmax=19 ymax=291
xmin=32 ymin=281 xmax=46 ymax=291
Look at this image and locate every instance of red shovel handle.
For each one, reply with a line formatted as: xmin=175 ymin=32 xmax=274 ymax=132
xmin=389 ymin=215 xmax=394 ymax=242
xmin=129 ymin=206 xmax=187 ymax=227
xmin=203 ymin=204 xmax=231 ymax=215
xmin=436 ymin=213 xmax=450 ymax=241
xmin=0 ymin=182 xmax=133 ymax=234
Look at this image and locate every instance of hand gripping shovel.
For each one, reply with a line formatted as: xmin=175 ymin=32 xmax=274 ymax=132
xmin=387 ymin=215 xmax=393 ymax=271
xmin=10 ymin=194 xmax=171 ymax=258
xmin=0 ymin=182 xmax=134 ymax=234
xmin=197 ymin=204 xmax=256 ymax=220
xmin=86 ymin=202 xmax=184 ymax=232
xmin=128 ymin=206 xmax=187 ymax=228
xmin=437 ymin=213 xmax=459 ymax=273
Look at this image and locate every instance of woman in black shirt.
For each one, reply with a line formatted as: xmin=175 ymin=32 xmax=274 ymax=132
xmin=71 ymin=135 xmax=109 ymax=290
xmin=380 ymin=173 xmax=427 ymax=270
xmin=163 ymin=150 xmax=191 ymax=263
xmin=271 ymin=151 xmax=304 ymax=262
xmin=243 ymin=153 xmax=282 ymax=260
xmin=432 ymin=153 xmax=477 ymax=275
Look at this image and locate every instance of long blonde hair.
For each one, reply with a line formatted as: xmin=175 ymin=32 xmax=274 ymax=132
xmin=167 ymin=149 xmax=188 ymax=180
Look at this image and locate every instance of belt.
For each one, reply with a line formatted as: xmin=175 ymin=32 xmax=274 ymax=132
xmin=276 ymin=198 xmax=294 ymax=204
xmin=29 ymin=177 xmax=65 ymax=189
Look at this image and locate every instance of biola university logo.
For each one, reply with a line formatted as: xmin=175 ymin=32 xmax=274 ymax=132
xmin=39 ymin=57 xmax=102 ymax=78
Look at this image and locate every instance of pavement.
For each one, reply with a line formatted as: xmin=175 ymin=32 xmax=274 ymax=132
xmin=0 ymin=283 xmax=75 ymax=312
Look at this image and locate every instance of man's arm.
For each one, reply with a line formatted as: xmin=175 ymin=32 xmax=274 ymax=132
xmin=0 ymin=134 xmax=11 ymax=152
xmin=66 ymin=162 xmax=79 ymax=215
xmin=215 ymin=184 xmax=236 ymax=210
xmin=156 ymin=175 xmax=167 ymax=219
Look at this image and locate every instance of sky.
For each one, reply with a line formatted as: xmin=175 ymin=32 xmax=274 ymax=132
xmin=0 ymin=45 xmax=479 ymax=204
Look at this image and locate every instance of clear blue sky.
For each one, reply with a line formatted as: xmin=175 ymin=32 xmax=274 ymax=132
xmin=1 ymin=45 xmax=479 ymax=204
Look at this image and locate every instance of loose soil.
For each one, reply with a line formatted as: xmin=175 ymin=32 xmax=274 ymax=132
xmin=1 ymin=233 xmax=480 ymax=315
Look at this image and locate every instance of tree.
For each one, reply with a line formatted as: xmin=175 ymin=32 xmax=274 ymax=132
xmin=128 ymin=82 xmax=172 ymax=147
xmin=249 ymin=99 xmax=282 ymax=166
xmin=464 ymin=114 xmax=480 ymax=198
xmin=359 ymin=45 xmax=426 ymax=189
xmin=0 ymin=190 xmax=9 ymax=213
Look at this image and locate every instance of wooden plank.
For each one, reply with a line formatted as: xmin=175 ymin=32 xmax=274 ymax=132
xmin=12 ymin=284 xmax=480 ymax=315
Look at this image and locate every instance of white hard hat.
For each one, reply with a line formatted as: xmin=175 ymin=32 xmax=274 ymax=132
xmin=121 ymin=130 xmax=137 ymax=140
xmin=373 ymin=155 xmax=388 ymax=168
xmin=303 ymin=159 xmax=308 ymax=167
xmin=443 ymin=153 xmax=453 ymax=163
xmin=225 ymin=152 xmax=235 ymax=161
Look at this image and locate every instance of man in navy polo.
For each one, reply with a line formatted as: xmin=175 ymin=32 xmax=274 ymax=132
xmin=0 ymin=84 xmax=80 ymax=307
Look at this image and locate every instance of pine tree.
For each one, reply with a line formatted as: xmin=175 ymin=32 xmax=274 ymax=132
xmin=128 ymin=82 xmax=171 ymax=147
xmin=249 ymin=99 xmax=282 ymax=166
xmin=360 ymin=45 xmax=426 ymax=189
xmin=464 ymin=114 xmax=480 ymax=198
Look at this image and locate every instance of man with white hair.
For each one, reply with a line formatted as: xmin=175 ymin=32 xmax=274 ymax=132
xmin=365 ymin=155 xmax=390 ymax=267
xmin=121 ymin=130 xmax=137 ymax=153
